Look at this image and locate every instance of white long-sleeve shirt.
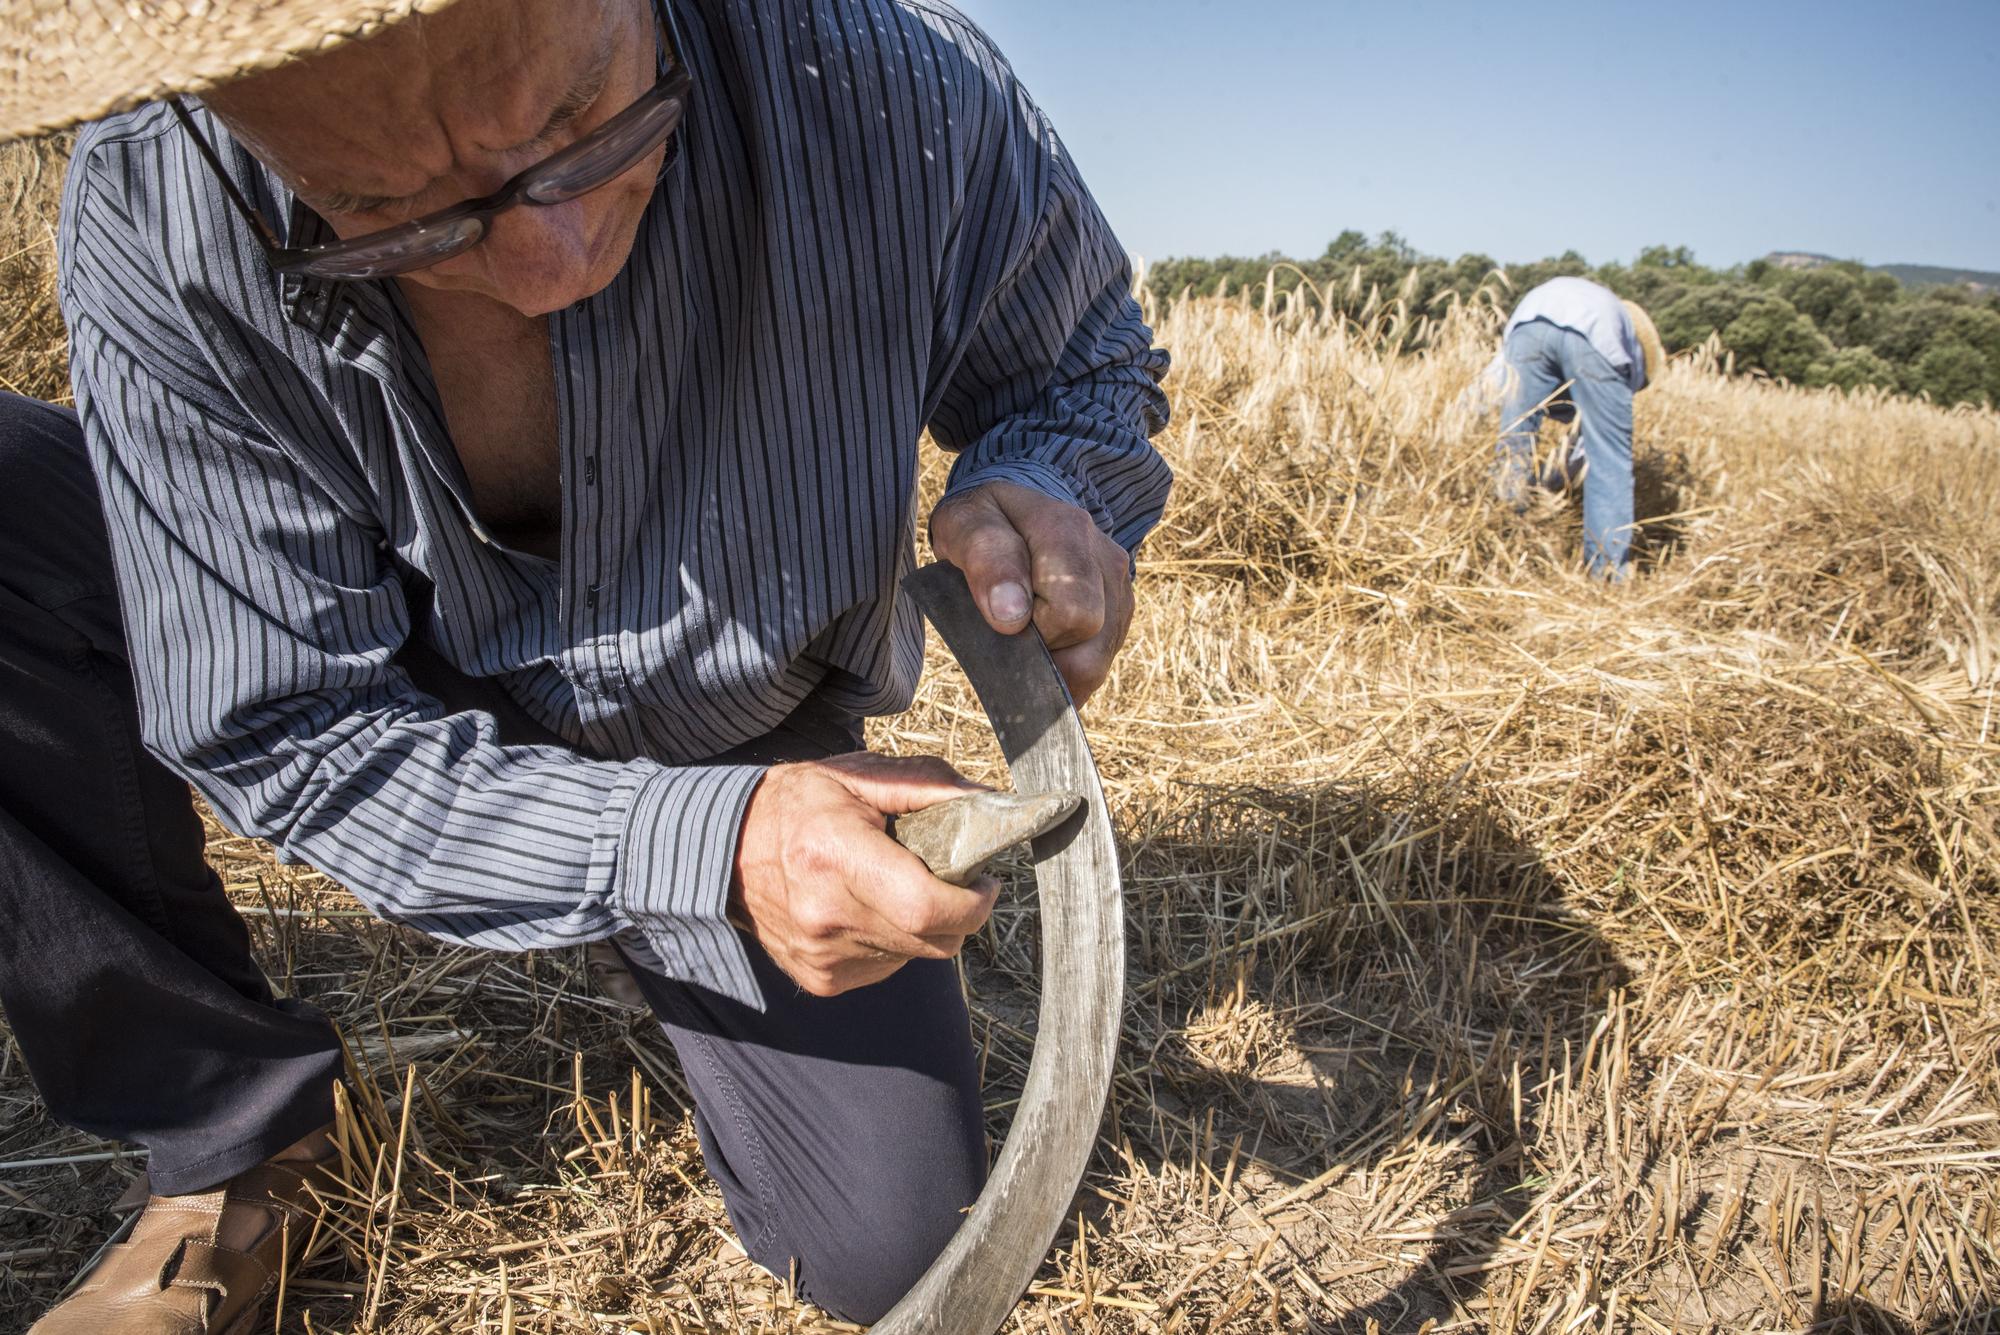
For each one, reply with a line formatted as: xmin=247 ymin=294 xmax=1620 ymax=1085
xmin=1504 ymin=277 xmax=1649 ymax=392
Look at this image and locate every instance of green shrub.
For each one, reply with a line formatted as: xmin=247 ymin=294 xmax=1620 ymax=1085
xmin=1148 ymin=235 xmax=2000 ymax=408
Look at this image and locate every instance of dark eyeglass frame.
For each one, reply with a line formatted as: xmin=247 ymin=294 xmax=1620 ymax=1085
xmin=170 ymin=8 xmax=691 ymax=281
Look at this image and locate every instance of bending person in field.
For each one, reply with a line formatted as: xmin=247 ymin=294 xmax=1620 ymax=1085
xmin=0 ymin=0 xmax=1171 ymax=1329
xmin=1486 ymin=276 xmax=1664 ymax=578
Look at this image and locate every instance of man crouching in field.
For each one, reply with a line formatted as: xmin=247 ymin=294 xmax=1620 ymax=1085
xmin=0 ymin=0 xmax=1170 ymax=1328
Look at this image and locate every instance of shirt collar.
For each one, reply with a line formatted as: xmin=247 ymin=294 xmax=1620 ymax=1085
xmin=277 ymin=197 xmax=344 ymax=335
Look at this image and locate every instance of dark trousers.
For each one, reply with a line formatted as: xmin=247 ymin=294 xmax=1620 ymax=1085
xmin=0 ymin=394 xmax=982 ymax=1324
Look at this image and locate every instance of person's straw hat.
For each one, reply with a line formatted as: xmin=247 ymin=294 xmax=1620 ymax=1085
xmin=1622 ymin=299 xmax=1667 ymax=391
xmin=1 ymin=0 xmax=463 ymax=141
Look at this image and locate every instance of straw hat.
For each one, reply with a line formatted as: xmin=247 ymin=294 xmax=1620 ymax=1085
xmin=1 ymin=0 xmax=465 ymax=141
xmin=1622 ymin=299 xmax=1667 ymax=391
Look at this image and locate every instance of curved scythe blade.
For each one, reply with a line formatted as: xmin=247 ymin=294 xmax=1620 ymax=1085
xmin=871 ymin=562 xmax=1125 ymax=1334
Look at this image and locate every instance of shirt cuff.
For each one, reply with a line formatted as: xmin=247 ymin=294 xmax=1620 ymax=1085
xmin=602 ymin=760 xmax=768 ymax=1010
xmin=941 ymin=457 xmax=1090 ymax=520
xmin=940 ymin=457 xmax=1138 ymax=578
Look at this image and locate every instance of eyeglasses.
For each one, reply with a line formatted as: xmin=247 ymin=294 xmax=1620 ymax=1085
xmin=171 ymin=21 xmax=691 ymax=280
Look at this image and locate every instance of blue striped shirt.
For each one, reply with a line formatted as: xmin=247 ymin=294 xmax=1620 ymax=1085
xmin=55 ymin=0 xmax=1171 ymax=1009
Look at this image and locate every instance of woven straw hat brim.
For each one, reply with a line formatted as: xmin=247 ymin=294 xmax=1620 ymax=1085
xmin=1622 ymin=299 xmax=1666 ymax=391
xmin=2 ymin=0 xmax=465 ymax=141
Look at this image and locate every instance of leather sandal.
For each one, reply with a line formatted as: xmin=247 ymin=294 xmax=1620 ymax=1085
xmin=31 ymin=1140 xmax=335 ymax=1335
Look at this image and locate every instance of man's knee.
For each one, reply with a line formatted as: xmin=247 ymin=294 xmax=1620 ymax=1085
xmin=0 ymin=392 xmax=88 ymax=492
xmin=768 ymin=1149 xmax=983 ymax=1324
xmin=0 ymin=392 xmax=116 ymax=610
xmin=662 ymin=953 xmax=988 ymax=1323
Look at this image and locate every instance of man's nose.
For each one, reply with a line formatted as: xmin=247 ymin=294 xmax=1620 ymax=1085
xmin=427 ymin=200 xmax=594 ymax=308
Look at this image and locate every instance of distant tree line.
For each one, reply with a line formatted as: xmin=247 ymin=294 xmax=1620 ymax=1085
xmin=1144 ymin=231 xmax=2000 ymax=409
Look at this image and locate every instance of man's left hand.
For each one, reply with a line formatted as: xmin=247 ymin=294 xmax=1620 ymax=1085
xmin=929 ymin=480 xmax=1133 ymax=706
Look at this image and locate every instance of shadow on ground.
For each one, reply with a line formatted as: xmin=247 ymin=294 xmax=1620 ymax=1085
xmin=8 ymin=768 xmax=1980 ymax=1331
xmin=1630 ymin=441 xmax=1700 ymax=566
xmin=965 ymin=772 xmax=1629 ymax=1331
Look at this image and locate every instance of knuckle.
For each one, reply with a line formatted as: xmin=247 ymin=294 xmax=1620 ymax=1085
xmin=931 ymin=489 xmax=985 ymax=525
xmin=1052 ymin=513 xmax=1101 ymax=554
xmin=964 ymin=529 xmax=1028 ymax=573
xmin=1037 ymin=608 xmax=1101 ymax=650
xmin=793 ymin=836 xmax=837 ymax=878
xmin=1069 ymin=640 xmax=1115 ymax=676
xmin=1053 ymin=596 xmax=1107 ymax=636
xmin=1057 ymin=657 xmax=1110 ymax=703
xmin=890 ymin=898 xmax=938 ymax=940
xmin=1052 ymin=503 xmax=1095 ymax=538
xmin=791 ymin=899 xmax=840 ymax=940
xmin=1039 ymin=546 xmax=1103 ymax=589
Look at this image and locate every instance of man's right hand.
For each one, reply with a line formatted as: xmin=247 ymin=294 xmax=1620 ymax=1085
xmin=731 ymin=752 xmax=1002 ymax=996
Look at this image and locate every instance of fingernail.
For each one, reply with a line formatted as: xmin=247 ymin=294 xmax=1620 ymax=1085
xmin=990 ymin=581 xmax=1030 ymax=623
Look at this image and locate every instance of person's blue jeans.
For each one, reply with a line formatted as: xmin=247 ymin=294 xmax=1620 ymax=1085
xmin=1497 ymin=319 xmax=1636 ymax=577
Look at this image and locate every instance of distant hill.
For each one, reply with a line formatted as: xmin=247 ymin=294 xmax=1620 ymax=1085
xmin=1766 ymin=251 xmax=1997 ymax=294
xmin=1875 ymin=263 xmax=1999 ymax=293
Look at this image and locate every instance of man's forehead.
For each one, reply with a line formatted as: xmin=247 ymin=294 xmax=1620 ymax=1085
xmin=205 ymin=0 xmax=614 ymax=194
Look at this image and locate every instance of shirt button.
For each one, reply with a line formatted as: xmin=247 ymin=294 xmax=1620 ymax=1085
xmin=584 ymin=583 xmax=602 ymax=611
xmin=583 ymin=455 xmax=598 ymax=486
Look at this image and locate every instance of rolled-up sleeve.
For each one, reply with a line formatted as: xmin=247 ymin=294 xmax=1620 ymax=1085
xmin=927 ymin=117 xmax=1173 ymax=557
xmin=60 ymin=310 xmax=766 ymax=1008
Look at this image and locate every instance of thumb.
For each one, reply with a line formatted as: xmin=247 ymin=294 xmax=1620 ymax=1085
xmin=931 ymin=489 xmax=1033 ymax=635
xmin=819 ymin=753 xmax=988 ymax=817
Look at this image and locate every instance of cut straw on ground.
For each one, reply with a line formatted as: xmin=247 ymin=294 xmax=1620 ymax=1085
xmin=1 ymin=137 xmax=1996 ymax=1331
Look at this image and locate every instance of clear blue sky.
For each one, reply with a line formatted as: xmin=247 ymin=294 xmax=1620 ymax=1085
xmin=954 ymin=0 xmax=2000 ymax=273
